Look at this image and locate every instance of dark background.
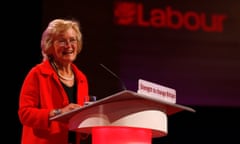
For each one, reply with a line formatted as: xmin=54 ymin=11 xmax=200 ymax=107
xmin=6 ymin=0 xmax=240 ymax=143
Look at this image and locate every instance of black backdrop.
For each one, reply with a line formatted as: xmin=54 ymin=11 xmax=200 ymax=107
xmin=6 ymin=0 xmax=240 ymax=143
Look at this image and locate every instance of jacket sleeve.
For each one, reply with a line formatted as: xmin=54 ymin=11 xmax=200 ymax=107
xmin=18 ymin=67 xmax=51 ymax=129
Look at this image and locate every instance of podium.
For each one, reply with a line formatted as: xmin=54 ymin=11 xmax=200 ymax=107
xmin=50 ymin=90 xmax=195 ymax=144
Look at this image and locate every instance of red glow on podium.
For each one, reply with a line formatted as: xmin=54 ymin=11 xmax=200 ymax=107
xmin=92 ymin=126 xmax=152 ymax=144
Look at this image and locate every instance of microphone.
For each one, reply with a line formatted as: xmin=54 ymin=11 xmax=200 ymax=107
xmin=100 ymin=63 xmax=127 ymax=91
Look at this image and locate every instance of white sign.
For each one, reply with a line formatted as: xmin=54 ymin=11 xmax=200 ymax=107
xmin=137 ymin=79 xmax=176 ymax=103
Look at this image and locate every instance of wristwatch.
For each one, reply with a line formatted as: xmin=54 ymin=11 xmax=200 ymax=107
xmin=53 ymin=109 xmax=62 ymax=116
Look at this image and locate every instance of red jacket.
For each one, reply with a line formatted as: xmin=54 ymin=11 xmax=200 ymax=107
xmin=18 ymin=60 xmax=89 ymax=144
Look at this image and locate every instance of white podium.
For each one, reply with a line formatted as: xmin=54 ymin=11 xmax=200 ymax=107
xmin=50 ymin=90 xmax=195 ymax=144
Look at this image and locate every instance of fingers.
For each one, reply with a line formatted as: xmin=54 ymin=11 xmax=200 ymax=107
xmin=61 ymin=103 xmax=81 ymax=113
xmin=68 ymin=103 xmax=81 ymax=110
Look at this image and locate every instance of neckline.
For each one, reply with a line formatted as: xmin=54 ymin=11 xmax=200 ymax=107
xmin=58 ymin=71 xmax=74 ymax=81
xmin=50 ymin=60 xmax=75 ymax=81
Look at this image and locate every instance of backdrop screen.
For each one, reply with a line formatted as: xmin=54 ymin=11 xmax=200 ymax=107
xmin=112 ymin=0 xmax=240 ymax=107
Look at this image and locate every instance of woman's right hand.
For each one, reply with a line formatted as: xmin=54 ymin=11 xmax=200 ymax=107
xmin=61 ymin=103 xmax=82 ymax=113
xmin=49 ymin=103 xmax=81 ymax=117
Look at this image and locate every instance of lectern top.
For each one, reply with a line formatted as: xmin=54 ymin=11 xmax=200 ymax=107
xmin=50 ymin=90 xmax=195 ymax=122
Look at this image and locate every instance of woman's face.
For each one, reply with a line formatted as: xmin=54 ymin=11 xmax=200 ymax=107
xmin=52 ymin=28 xmax=78 ymax=64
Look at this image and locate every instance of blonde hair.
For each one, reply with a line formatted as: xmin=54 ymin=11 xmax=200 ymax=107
xmin=41 ymin=19 xmax=83 ymax=61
